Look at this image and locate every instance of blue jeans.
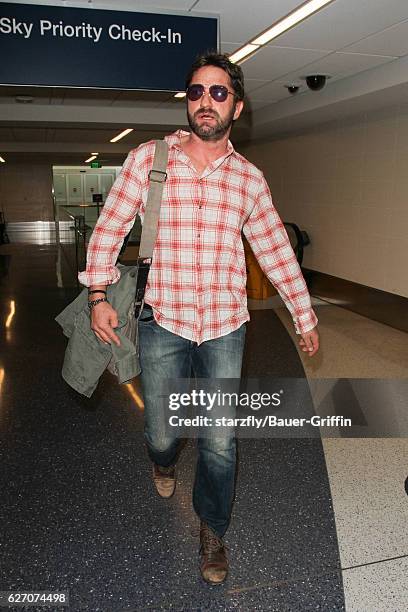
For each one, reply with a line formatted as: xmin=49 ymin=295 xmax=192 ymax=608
xmin=138 ymin=307 xmax=246 ymax=537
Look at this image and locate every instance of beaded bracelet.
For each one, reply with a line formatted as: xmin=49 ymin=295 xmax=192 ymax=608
xmin=88 ymin=297 xmax=108 ymax=309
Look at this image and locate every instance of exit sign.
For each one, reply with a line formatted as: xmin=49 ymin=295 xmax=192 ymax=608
xmin=90 ymin=161 xmax=102 ymax=168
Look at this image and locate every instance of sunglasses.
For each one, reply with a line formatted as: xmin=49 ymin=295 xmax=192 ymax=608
xmin=186 ymin=84 xmax=236 ymax=103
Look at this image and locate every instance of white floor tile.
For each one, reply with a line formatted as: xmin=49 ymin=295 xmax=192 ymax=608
xmin=343 ymin=556 xmax=408 ymax=612
xmin=323 ymin=439 xmax=408 ymax=567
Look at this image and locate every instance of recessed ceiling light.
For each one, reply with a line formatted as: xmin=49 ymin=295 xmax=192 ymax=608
xmin=174 ymin=92 xmax=186 ymax=99
xmin=110 ymin=128 xmax=134 ymax=143
xmin=229 ymin=0 xmax=335 ymax=64
xmin=229 ymin=44 xmax=260 ymax=64
xmin=0 ymin=156 xmax=5 ymax=163
xmin=85 ymin=155 xmax=97 ymax=163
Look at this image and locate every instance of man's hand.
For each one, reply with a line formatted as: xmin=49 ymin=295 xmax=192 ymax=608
xmin=90 ymin=301 xmax=121 ymax=346
xmin=299 ymin=327 xmax=319 ymax=357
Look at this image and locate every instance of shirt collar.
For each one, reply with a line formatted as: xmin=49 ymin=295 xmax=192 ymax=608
xmin=165 ymin=129 xmax=235 ymax=160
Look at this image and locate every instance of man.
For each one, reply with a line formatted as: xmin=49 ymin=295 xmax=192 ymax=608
xmin=78 ymin=52 xmax=319 ymax=585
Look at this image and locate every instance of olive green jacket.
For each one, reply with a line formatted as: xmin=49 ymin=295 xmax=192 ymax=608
xmin=55 ymin=264 xmax=140 ymax=397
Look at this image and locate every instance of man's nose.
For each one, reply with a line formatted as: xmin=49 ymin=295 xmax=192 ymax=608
xmin=199 ymin=89 xmax=213 ymax=106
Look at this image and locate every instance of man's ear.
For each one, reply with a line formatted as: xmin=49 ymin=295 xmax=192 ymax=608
xmin=233 ymin=99 xmax=244 ymax=121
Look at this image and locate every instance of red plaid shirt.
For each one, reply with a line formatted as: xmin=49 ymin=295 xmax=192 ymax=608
xmin=79 ymin=130 xmax=317 ymax=343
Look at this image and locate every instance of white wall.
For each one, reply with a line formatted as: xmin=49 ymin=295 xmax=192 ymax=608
xmin=239 ymin=104 xmax=408 ymax=298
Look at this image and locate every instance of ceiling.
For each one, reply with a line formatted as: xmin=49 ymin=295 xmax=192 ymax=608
xmin=2 ymin=0 xmax=408 ymax=164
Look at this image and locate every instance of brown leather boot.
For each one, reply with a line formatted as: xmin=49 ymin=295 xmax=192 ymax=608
xmin=152 ymin=464 xmax=176 ymax=498
xmin=199 ymin=521 xmax=228 ymax=584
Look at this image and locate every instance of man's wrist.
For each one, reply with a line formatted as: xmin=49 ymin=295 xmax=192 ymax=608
xmin=88 ymin=285 xmax=107 ymax=296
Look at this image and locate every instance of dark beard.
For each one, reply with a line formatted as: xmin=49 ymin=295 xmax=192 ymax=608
xmin=187 ymin=104 xmax=236 ymax=142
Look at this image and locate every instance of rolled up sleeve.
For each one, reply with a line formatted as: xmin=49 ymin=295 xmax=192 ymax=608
xmin=78 ymin=149 xmax=143 ymax=287
xmin=243 ymin=175 xmax=318 ymax=334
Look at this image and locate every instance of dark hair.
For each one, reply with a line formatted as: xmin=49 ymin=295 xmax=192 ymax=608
xmin=185 ymin=51 xmax=245 ymax=101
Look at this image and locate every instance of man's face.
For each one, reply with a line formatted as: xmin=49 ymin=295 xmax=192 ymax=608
xmin=186 ymin=66 xmax=243 ymax=142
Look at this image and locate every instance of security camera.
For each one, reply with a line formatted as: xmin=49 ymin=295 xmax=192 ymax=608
xmin=285 ymin=84 xmax=300 ymax=95
xmin=305 ymin=75 xmax=327 ymax=91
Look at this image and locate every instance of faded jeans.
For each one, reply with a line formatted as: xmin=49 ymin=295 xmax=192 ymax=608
xmin=138 ymin=305 xmax=246 ymax=537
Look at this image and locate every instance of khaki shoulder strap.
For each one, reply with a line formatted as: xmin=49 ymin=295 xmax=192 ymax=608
xmin=138 ymin=139 xmax=168 ymax=259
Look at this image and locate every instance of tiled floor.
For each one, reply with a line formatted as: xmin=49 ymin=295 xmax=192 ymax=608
xmin=1 ymin=243 xmax=407 ymax=611
xmin=324 ymin=439 xmax=408 ymax=611
xmin=274 ymin=298 xmax=408 ymax=612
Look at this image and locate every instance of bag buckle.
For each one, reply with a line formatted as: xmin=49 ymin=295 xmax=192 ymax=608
xmin=148 ymin=169 xmax=167 ymax=183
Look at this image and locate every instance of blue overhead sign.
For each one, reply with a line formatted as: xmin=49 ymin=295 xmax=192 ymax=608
xmin=0 ymin=2 xmax=218 ymax=90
